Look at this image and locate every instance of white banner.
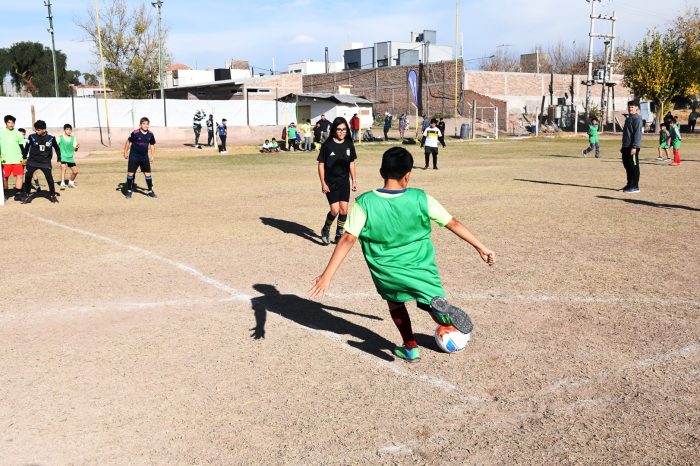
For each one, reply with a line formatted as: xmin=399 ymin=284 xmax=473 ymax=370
xmin=0 ymin=97 xmax=296 ymax=129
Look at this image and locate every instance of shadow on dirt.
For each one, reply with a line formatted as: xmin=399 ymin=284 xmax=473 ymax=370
xmin=514 ymin=178 xmax=619 ymax=191
xmin=249 ymin=284 xmax=394 ymax=361
xmin=115 ymin=182 xmax=150 ymax=197
xmin=260 ymin=217 xmax=325 ymax=245
xmin=596 ymin=195 xmax=700 ymax=212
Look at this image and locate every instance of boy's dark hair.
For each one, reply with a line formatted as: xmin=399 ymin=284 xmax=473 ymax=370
xmin=139 ymin=117 xmax=149 ymax=124
xmin=306 ymin=119 xmax=311 ymax=123
xmin=672 ymin=117 xmax=678 ymax=123
xmin=430 ymin=118 xmax=438 ymax=125
xmin=4 ymin=115 xmax=16 ymax=123
xmin=271 ymin=137 xmax=276 ymax=141
xmin=627 ymin=100 xmax=640 ymax=107
xmin=18 ymin=128 xmax=26 ymax=134
xmin=660 ymin=123 xmax=666 ymax=128
xmin=222 ymin=118 xmax=227 ymax=122
xmin=380 ymin=147 xmax=414 ymax=180
xmin=590 ymin=117 xmax=598 ymax=122
xmin=34 ymin=120 xmax=47 ymax=130
xmin=64 ymin=123 xmax=72 ymax=130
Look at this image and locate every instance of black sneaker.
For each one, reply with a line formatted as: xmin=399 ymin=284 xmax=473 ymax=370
xmin=20 ymin=194 xmax=32 ymax=204
xmin=147 ymin=190 xmax=157 ymax=198
xmin=321 ymin=226 xmax=330 ymax=245
xmin=334 ymin=228 xmax=345 ymax=243
xmin=430 ymin=297 xmax=474 ymax=335
xmin=618 ymin=186 xmax=629 ymax=192
xmin=49 ymin=195 xmax=59 ymax=203
xmin=125 ymin=190 xmax=132 ymax=199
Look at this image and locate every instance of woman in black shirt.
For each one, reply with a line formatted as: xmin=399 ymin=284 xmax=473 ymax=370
xmin=316 ymin=117 xmax=358 ymax=244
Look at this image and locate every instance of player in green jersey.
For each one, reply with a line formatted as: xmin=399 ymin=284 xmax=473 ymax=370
xmin=57 ymin=124 xmax=80 ymax=190
xmin=310 ymin=147 xmax=495 ymax=362
xmin=582 ymin=117 xmax=600 ymax=158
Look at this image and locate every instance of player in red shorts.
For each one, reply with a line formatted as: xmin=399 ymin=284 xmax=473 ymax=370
xmin=1 ymin=115 xmax=27 ymax=201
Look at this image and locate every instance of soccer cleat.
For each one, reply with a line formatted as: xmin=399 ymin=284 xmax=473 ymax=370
xmin=59 ymin=182 xmax=66 ymax=190
xmin=68 ymin=181 xmax=76 ymax=188
xmin=321 ymin=226 xmax=331 ymax=245
xmin=582 ymin=149 xmax=587 ymax=157
xmin=49 ymin=195 xmax=59 ymax=203
xmin=393 ymin=346 xmax=421 ymax=363
xmin=147 ymin=190 xmax=157 ymax=198
xmin=430 ymin=297 xmax=474 ymax=335
xmin=20 ymin=194 xmax=32 ymax=204
xmin=618 ymin=186 xmax=629 ymax=192
xmin=656 ymin=156 xmax=664 ymax=161
xmin=334 ymin=228 xmax=345 ymax=243
xmin=125 ymin=190 xmax=132 ymax=199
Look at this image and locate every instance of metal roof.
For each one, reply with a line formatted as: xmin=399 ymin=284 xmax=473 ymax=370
xmin=278 ymin=93 xmax=375 ymax=105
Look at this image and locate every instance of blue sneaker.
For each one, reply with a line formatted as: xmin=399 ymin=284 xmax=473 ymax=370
xmin=394 ymin=346 xmax=421 ymax=363
xmin=430 ymin=297 xmax=474 ymax=335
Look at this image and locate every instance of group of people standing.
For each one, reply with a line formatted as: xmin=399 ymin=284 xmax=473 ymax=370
xmin=192 ymin=110 xmax=228 ymax=154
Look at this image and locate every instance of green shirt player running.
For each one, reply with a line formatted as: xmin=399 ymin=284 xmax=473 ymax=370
xmin=57 ymin=124 xmax=80 ymax=190
xmin=582 ymin=117 xmax=600 ymax=158
xmin=310 ymin=147 xmax=495 ymax=363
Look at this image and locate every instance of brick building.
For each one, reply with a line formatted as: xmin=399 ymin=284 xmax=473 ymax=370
xmin=302 ymin=59 xmax=507 ymax=130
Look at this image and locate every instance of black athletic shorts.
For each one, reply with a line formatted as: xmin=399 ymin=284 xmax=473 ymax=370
xmin=325 ymin=177 xmax=351 ymax=204
xmin=128 ymin=158 xmax=151 ymax=173
xmin=61 ymin=161 xmax=77 ymax=167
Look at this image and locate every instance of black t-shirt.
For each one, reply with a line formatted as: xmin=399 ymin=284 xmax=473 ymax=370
xmin=128 ymin=130 xmax=156 ymax=161
xmin=317 ymin=138 xmax=357 ymax=188
xmin=26 ymin=133 xmax=61 ymax=168
xmin=318 ymin=119 xmax=331 ymax=132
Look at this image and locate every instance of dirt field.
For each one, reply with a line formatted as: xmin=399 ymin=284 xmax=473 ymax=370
xmin=1 ymin=135 xmax=698 ymax=465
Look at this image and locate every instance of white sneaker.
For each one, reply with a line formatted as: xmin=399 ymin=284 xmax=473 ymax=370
xmin=59 ymin=182 xmax=66 ymax=190
xmin=68 ymin=181 xmax=75 ymax=188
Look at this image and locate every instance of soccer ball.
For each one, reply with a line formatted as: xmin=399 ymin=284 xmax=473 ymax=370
xmin=434 ymin=325 xmax=470 ymax=353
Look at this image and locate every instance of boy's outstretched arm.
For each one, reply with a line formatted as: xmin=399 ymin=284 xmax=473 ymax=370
xmin=445 ymin=217 xmax=495 ymax=265
xmin=309 ymin=233 xmax=358 ymax=298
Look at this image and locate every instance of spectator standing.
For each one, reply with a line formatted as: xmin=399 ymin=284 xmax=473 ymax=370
xmin=318 ymin=115 xmax=331 ymax=143
xmin=301 ymin=119 xmax=313 ymax=151
xmin=688 ymin=108 xmax=698 ymax=133
xmin=218 ymin=119 xmax=228 ymax=154
xmin=437 ymin=118 xmax=447 ymax=148
xmin=383 ymin=112 xmax=393 ymax=140
xmin=206 ymin=114 xmax=215 ymax=146
xmin=349 ymin=113 xmax=361 ymax=142
xmin=398 ymin=114 xmax=408 ymax=140
xmin=192 ymin=109 xmax=206 ymax=149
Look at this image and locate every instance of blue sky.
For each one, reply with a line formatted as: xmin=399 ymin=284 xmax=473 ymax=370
xmin=1 ymin=0 xmax=694 ymax=76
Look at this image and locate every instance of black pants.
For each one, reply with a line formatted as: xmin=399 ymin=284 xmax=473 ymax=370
xmin=218 ymin=135 xmax=227 ymax=152
xmin=689 ymin=121 xmax=696 ymax=133
xmin=384 ymin=127 xmax=390 ymax=140
xmin=24 ymin=166 xmax=55 ymax=195
xmin=424 ymin=146 xmax=438 ymax=168
xmin=207 ymin=130 xmax=214 ymax=146
xmin=621 ymin=147 xmax=640 ymax=189
xmin=193 ymin=125 xmax=202 ymax=145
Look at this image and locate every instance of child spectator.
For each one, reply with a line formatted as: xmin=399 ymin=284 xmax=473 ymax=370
xmin=301 ymin=119 xmax=312 ymax=151
xmin=287 ymin=122 xmax=298 ymax=151
xmin=260 ymin=139 xmax=271 ymax=153
xmin=218 ymin=119 xmax=228 ymax=154
xmin=313 ymin=122 xmax=322 ymax=149
xmin=421 ymin=118 xmax=442 ymax=169
xmin=582 ymin=117 xmax=601 ymax=158
xmin=656 ymin=123 xmax=671 ymax=161
xmin=270 ymin=138 xmax=280 ymax=152
xmin=206 ymin=114 xmax=215 ymax=147
xmin=22 ymin=120 xmax=61 ymax=204
xmin=349 ymin=113 xmax=360 ymax=142
xmin=57 ymin=124 xmax=80 ymax=190
xmin=310 ymin=146 xmax=495 ymax=362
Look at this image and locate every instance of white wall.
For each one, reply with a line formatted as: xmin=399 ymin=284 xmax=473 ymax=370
xmin=0 ymin=97 xmax=296 ymax=128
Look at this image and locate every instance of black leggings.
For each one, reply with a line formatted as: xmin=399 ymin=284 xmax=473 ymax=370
xmin=621 ymin=147 xmax=640 ymax=189
xmin=24 ymin=166 xmax=55 ymax=195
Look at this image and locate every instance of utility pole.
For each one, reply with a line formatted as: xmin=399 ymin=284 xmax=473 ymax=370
xmin=453 ymin=0 xmax=460 ymax=135
xmin=584 ymin=0 xmax=616 ymax=122
xmin=152 ymin=1 xmax=167 ymax=126
xmin=44 ymin=1 xmax=60 ymax=97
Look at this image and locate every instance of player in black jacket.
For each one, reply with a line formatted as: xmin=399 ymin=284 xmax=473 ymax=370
xmin=22 ymin=120 xmax=61 ymax=204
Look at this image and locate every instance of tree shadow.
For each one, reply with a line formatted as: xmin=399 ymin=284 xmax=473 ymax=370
xmin=514 ymin=178 xmax=619 ymax=191
xmin=260 ymin=217 xmax=325 ymax=245
xmin=115 ymin=182 xmax=150 ymax=197
xmin=596 ymin=195 xmax=700 ymax=212
xmin=249 ymin=284 xmax=394 ymax=361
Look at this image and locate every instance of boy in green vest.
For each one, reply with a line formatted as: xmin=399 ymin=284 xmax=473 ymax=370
xmin=656 ymin=123 xmax=671 ymax=161
xmin=310 ymin=147 xmax=495 ymax=363
xmin=582 ymin=117 xmax=600 ymax=158
xmin=669 ymin=117 xmax=682 ymax=166
xmin=57 ymin=124 xmax=80 ymax=190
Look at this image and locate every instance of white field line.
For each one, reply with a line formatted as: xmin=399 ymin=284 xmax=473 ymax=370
xmin=24 ymin=213 xmax=466 ymax=395
xmin=23 ymin=212 xmax=248 ymax=298
xmin=326 ymin=290 xmax=700 ymax=307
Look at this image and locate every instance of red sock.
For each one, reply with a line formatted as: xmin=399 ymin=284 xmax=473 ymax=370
xmin=388 ymin=302 xmax=417 ymax=348
xmin=673 ymin=148 xmax=681 ymax=164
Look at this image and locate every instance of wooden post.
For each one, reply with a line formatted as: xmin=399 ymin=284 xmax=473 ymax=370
xmin=494 ymin=106 xmax=499 ymax=139
xmin=471 ymin=99 xmax=476 ymax=140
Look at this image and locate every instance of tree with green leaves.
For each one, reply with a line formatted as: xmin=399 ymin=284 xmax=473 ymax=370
xmin=83 ymin=73 xmax=99 ymax=86
xmin=2 ymin=41 xmax=71 ymax=97
xmin=623 ymin=8 xmax=700 ymax=123
xmin=76 ymin=0 xmax=170 ymax=99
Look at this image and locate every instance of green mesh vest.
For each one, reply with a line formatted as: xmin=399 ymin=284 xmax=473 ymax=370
xmin=355 ymin=188 xmax=445 ymax=304
xmin=58 ymin=135 xmax=75 ymax=163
